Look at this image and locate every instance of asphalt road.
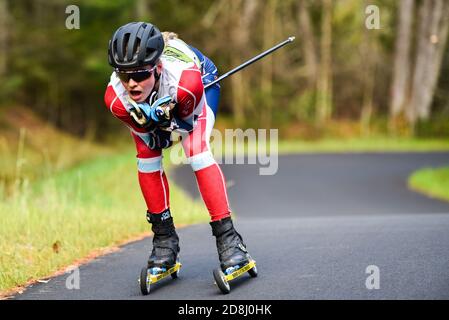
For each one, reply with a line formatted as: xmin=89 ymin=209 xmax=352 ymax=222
xmin=14 ymin=152 xmax=449 ymax=299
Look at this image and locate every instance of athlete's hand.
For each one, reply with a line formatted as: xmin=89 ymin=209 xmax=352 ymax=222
xmin=127 ymin=95 xmax=174 ymax=129
xmin=152 ymin=95 xmax=173 ymax=118
xmin=145 ymin=95 xmax=174 ymax=128
xmin=147 ymin=127 xmax=173 ymax=150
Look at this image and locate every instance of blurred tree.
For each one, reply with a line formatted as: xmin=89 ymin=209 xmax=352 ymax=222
xmin=135 ymin=0 xmax=150 ymax=20
xmin=390 ymin=0 xmax=415 ymax=133
xmin=298 ymin=0 xmax=318 ymax=89
xmin=360 ymin=0 xmax=380 ymax=135
xmin=229 ymin=0 xmax=258 ymax=127
xmin=316 ymin=0 xmax=333 ymax=124
xmin=0 ymin=0 xmax=8 ymax=79
xmin=408 ymin=0 xmax=449 ymax=127
xmin=260 ymin=0 xmax=277 ymax=127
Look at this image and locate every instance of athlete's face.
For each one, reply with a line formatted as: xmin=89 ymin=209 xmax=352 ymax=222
xmin=118 ymin=62 xmax=162 ymax=103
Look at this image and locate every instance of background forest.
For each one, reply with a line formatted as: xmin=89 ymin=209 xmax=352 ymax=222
xmin=1 ymin=0 xmax=449 ymax=141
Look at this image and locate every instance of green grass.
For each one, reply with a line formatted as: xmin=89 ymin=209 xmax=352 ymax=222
xmin=277 ymin=137 xmax=449 ymax=153
xmin=0 ymin=149 xmax=208 ymax=294
xmin=409 ymin=167 xmax=449 ymax=202
xmin=206 ymin=136 xmax=449 ymax=159
xmin=0 ymin=120 xmax=112 ymax=195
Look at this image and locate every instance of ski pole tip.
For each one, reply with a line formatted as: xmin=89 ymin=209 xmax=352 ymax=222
xmin=288 ymin=36 xmax=296 ymax=42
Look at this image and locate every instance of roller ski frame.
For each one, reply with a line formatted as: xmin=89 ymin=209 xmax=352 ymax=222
xmin=139 ymin=260 xmax=182 ymax=295
xmin=213 ymin=258 xmax=258 ymax=294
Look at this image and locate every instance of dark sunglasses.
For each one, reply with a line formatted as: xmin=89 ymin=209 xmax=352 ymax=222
xmin=115 ymin=66 xmax=157 ymax=83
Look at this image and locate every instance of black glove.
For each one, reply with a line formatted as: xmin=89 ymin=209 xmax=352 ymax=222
xmin=147 ymin=128 xmax=173 ymax=150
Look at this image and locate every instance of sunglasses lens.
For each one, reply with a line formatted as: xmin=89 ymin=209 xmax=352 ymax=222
xmin=131 ymin=71 xmax=152 ymax=82
xmin=117 ymin=72 xmax=130 ymax=82
xmin=116 ymin=69 xmax=153 ymax=83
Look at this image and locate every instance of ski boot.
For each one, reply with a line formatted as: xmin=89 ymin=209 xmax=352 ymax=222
xmin=139 ymin=209 xmax=181 ymax=295
xmin=210 ymin=217 xmax=257 ymax=294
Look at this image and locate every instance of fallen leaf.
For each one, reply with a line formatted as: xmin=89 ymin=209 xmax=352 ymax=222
xmin=37 ymin=280 xmax=50 ymax=284
xmin=52 ymin=241 xmax=61 ymax=254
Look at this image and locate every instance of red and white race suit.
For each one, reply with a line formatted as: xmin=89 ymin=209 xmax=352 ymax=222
xmin=104 ymin=38 xmax=231 ymax=221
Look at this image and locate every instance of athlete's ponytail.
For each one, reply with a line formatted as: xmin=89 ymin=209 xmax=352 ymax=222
xmin=162 ymin=31 xmax=179 ymax=44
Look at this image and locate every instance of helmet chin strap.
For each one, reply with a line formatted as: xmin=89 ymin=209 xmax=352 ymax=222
xmin=154 ymin=69 xmax=161 ymax=82
xmin=146 ymin=71 xmax=161 ymax=104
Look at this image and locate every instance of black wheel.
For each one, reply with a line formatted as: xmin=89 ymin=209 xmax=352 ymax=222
xmin=171 ymin=268 xmax=179 ymax=279
xmin=140 ymin=267 xmax=150 ymax=295
xmin=213 ymin=268 xmax=230 ymax=294
xmin=248 ymin=264 xmax=258 ymax=278
xmin=171 ymin=259 xmax=180 ymax=279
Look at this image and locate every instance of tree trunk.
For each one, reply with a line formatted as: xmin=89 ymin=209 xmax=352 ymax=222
xmin=360 ymin=0 xmax=378 ymax=136
xmin=135 ymin=0 xmax=150 ymax=20
xmin=298 ymin=0 xmax=318 ymax=88
xmin=0 ymin=0 xmax=8 ymax=79
xmin=202 ymin=0 xmax=228 ymax=28
xmin=230 ymin=0 xmax=257 ymax=126
xmin=408 ymin=0 xmax=449 ymax=126
xmin=390 ymin=0 xmax=415 ymax=122
xmin=316 ymin=0 xmax=333 ymax=124
xmin=260 ymin=0 xmax=276 ymax=127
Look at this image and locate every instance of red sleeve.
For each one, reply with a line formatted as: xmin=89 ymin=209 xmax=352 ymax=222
xmin=104 ymin=85 xmax=147 ymax=133
xmin=175 ymin=66 xmax=204 ymax=119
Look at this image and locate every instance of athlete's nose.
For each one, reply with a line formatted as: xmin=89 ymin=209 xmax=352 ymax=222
xmin=128 ymin=78 xmax=138 ymax=87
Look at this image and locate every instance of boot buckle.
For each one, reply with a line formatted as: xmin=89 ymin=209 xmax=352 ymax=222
xmin=238 ymin=243 xmax=248 ymax=253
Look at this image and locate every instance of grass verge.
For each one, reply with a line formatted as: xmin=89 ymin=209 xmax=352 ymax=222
xmin=277 ymin=137 xmax=449 ymax=154
xmin=207 ymin=137 xmax=449 ymax=160
xmin=408 ymin=167 xmax=449 ymax=202
xmin=0 ymin=106 xmax=112 ymax=195
xmin=0 ymin=148 xmax=208 ymax=295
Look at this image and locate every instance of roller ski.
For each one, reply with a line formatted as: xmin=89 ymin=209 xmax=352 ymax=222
xmin=139 ymin=210 xmax=181 ymax=295
xmin=140 ymin=259 xmax=181 ymax=295
xmin=210 ymin=217 xmax=258 ymax=294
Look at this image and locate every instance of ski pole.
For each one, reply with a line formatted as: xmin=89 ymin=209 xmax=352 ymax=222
xmin=204 ymin=36 xmax=295 ymax=90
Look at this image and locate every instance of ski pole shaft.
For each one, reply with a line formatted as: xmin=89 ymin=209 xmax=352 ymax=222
xmin=204 ymin=36 xmax=295 ymax=90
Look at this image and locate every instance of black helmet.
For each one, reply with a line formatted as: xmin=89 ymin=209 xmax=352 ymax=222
xmin=108 ymin=22 xmax=164 ymax=69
